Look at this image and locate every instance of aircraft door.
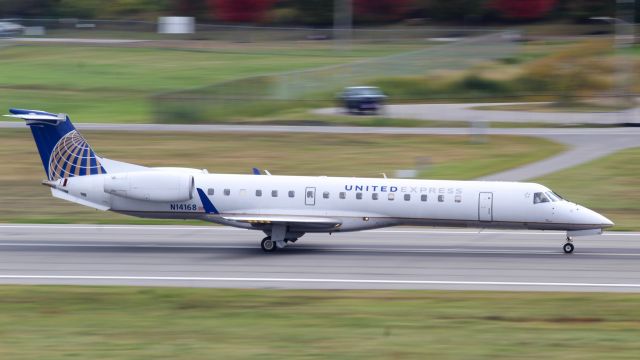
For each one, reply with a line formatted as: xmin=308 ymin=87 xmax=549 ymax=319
xmin=305 ymin=187 xmax=316 ymax=206
xmin=478 ymin=192 xmax=493 ymax=222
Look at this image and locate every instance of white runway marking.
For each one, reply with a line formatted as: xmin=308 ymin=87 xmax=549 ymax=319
xmin=0 ymin=274 xmax=639 ymax=289
xmin=1 ymin=242 xmax=639 ymax=257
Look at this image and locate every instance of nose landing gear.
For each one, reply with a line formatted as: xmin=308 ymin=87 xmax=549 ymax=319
xmin=563 ymin=236 xmax=574 ymax=254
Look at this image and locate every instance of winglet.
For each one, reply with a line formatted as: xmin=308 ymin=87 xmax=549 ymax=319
xmin=252 ymin=167 xmax=261 ymax=175
xmin=196 ymin=188 xmax=219 ymax=214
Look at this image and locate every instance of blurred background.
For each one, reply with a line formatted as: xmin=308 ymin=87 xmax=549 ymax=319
xmin=1 ymin=3 xmax=640 ymax=359
xmin=0 ymin=0 xmax=638 ymax=228
xmin=0 ymin=0 xmax=637 ymax=124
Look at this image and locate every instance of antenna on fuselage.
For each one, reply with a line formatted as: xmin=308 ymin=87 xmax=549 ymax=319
xmin=379 ymin=173 xmax=387 ymax=179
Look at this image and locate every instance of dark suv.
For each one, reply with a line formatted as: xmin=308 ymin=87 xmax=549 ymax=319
xmin=338 ymin=86 xmax=386 ymax=114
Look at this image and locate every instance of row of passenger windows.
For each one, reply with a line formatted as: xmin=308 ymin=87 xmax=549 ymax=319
xmin=207 ymin=188 xmax=461 ymax=203
xmin=208 ymin=188 xmax=296 ymax=198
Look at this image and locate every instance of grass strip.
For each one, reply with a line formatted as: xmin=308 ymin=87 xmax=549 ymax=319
xmin=0 ymin=286 xmax=639 ymax=359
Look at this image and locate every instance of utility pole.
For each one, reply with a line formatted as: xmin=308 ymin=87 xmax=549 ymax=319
xmin=591 ymin=0 xmax=637 ymax=124
xmin=333 ymin=0 xmax=352 ymax=53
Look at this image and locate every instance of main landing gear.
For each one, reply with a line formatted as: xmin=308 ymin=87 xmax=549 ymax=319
xmin=260 ymin=223 xmax=303 ymax=252
xmin=260 ymin=236 xmax=299 ymax=252
xmin=563 ymin=236 xmax=574 ymax=254
xmin=261 ymin=236 xmax=276 ymax=252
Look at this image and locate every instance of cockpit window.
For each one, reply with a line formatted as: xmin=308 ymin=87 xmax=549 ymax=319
xmin=545 ymin=192 xmax=559 ymax=202
xmin=533 ymin=192 xmax=550 ymax=204
xmin=552 ymin=191 xmax=564 ymax=201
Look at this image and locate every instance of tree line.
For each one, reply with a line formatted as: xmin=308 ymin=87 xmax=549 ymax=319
xmin=0 ymin=0 xmax=627 ymax=25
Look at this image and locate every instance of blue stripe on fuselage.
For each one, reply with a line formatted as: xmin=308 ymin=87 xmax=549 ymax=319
xmin=196 ymin=188 xmax=219 ymax=214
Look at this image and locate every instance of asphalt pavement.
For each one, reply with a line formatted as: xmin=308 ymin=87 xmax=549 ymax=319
xmin=315 ymin=102 xmax=640 ymax=124
xmin=0 ymin=224 xmax=639 ymax=292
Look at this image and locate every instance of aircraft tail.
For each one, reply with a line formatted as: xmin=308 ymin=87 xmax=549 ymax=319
xmin=5 ymin=108 xmax=106 ymax=180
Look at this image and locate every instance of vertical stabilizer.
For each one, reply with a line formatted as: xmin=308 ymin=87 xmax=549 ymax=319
xmin=4 ymin=108 xmax=106 ymax=180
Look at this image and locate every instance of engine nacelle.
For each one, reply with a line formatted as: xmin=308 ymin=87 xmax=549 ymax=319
xmin=104 ymin=171 xmax=194 ymax=202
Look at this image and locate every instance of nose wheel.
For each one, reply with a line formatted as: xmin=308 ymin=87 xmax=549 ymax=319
xmin=563 ymin=237 xmax=574 ymax=254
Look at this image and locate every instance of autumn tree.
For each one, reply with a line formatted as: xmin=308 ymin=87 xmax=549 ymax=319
xmin=490 ymin=0 xmax=558 ymax=20
xmin=209 ymin=0 xmax=275 ymax=23
xmin=353 ymin=0 xmax=410 ymax=23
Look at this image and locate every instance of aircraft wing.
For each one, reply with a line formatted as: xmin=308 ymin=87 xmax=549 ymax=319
xmin=222 ymin=215 xmax=342 ymax=228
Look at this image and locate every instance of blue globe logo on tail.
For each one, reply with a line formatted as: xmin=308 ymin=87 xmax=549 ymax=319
xmin=4 ymin=108 xmax=106 ymax=180
xmin=48 ymin=130 xmax=105 ymax=180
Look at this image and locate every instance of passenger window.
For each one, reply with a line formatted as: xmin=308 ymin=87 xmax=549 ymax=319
xmin=533 ymin=192 xmax=550 ymax=204
xmin=404 ymin=194 xmax=411 ymax=201
xmin=372 ymin=193 xmax=378 ymax=200
xmin=421 ymin=194 xmax=427 ymax=202
xmin=272 ymin=190 xmax=278 ymax=197
xmin=455 ymin=195 xmax=462 ymax=203
xmin=356 ymin=192 xmax=363 ymax=200
xmin=256 ymin=189 xmax=262 ymax=197
xmin=388 ymin=193 xmax=395 ymax=201
xmin=339 ymin=192 xmax=346 ymax=199
xmin=289 ymin=190 xmax=295 ymax=198
xmin=438 ymin=195 xmax=444 ymax=202
xmin=323 ymin=191 xmax=329 ymax=199
xmin=207 ymin=188 xmax=214 ymax=196
xmin=224 ymin=189 xmax=230 ymax=196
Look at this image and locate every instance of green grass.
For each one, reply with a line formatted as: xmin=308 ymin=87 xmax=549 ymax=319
xmin=0 ymin=88 xmax=151 ymax=123
xmin=0 ymin=129 xmax=563 ymax=224
xmin=1 ymin=286 xmax=640 ymax=359
xmin=1 ymin=40 xmax=630 ymax=126
xmin=0 ymin=43 xmax=420 ymax=123
xmin=535 ymin=147 xmax=640 ymax=231
xmin=0 ymin=44 xmax=400 ymax=92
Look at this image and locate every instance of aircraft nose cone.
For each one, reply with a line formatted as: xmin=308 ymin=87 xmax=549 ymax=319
xmin=580 ymin=206 xmax=614 ymax=228
xmin=599 ymin=214 xmax=614 ymax=228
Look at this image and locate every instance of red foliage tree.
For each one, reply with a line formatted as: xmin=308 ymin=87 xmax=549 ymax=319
xmin=353 ymin=0 xmax=410 ymax=22
xmin=490 ymin=0 xmax=558 ymax=20
xmin=209 ymin=0 xmax=275 ymax=23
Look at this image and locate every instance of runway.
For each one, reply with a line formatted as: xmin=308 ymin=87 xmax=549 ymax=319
xmin=0 ymin=224 xmax=639 ymax=292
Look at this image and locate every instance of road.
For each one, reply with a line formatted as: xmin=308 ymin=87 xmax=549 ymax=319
xmin=477 ymin=131 xmax=640 ymax=181
xmin=5 ymin=37 xmax=146 ymax=44
xmin=315 ymin=102 xmax=640 ymax=124
xmin=0 ymin=224 xmax=639 ymax=292
xmin=3 ymin=121 xmax=640 ymax=135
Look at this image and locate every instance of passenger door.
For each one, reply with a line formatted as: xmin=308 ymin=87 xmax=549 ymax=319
xmin=478 ymin=192 xmax=493 ymax=222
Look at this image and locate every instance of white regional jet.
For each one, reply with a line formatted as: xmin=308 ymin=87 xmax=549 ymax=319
xmin=6 ymin=108 xmax=613 ymax=253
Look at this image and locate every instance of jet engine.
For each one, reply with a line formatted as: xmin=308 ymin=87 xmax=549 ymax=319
xmin=104 ymin=171 xmax=194 ymax=202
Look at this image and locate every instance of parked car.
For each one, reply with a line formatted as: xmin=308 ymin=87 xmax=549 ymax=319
xmin=338 ymin=86 xmax=386 ymax=114
xmin=0 ymin=21 xmax=24 ymax=36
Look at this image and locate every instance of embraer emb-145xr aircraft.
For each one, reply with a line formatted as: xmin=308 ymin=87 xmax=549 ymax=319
xmin=6 ymin=108 xmax=613 ymax=253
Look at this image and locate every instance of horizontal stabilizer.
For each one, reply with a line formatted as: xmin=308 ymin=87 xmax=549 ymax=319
xmin=4 ymin=109 xmax=68 ymax=125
